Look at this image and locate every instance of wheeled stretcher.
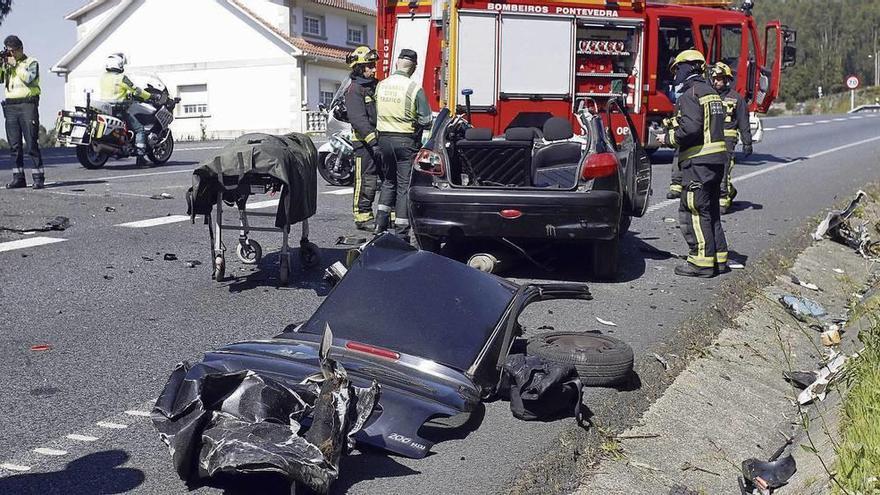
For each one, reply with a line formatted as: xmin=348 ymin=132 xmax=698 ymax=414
xmin=186 ymin=133 xmax=320 ymax=285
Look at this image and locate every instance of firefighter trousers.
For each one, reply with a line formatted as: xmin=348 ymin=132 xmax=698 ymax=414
xmin=678 ymin=159 xmax=728 ymax=269
xmin=352 ymin=143 xmax=380 ymax=225
xmin=377 ymin=134 xmax=418 ymax=236
xmin=668 ymin=151 xmax=682 ymax=194
xmin=719 ymin=139 xmax=738 ymax=208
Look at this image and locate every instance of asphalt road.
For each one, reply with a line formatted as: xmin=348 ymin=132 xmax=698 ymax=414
xmin=1 ymin=113 xmax=879 ymax=495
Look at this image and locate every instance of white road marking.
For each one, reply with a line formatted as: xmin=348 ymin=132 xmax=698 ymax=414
xmin=777 ymin=124 xmax=795 ymax=129
xmin=176 ymin=146 xmax=224 ymax=152
xmin=33 ymin=447 xmax=67 ymax=456
xmin=796 ymin=122 xmax=813 ymax=126
xmin=0 ymin=463 xmax=31 ymax=472
xmin=93 ymin=169 xmax=192 ymax=181
xmin=763 ymin=127 xmax=776 ymax=131
xmin=116 ymin=215 xmax=190 ymax=228
xmin=96 ymin=421 xmax=128 ymax=429
xmin=850 ymin=116 xmax=863 ymax=119
xmin=0 ymin=236 xmax=67 ymax=253
xmin=323 ymin=187 xmax=354 ymax=195
xmin=124 ymin=410 xmax=151 ymax=417
xmin=816 ymin=120 xmax=832 ymax=124
xmin=647 ymin=134 xmax=880 ymax=214
xmin=66 ymin=434 xmax=98 ymax=442
xmin=247 ymin=199 xmax=280 ymax=209
xmin=833 ymin=118 xmax=848 ymax=121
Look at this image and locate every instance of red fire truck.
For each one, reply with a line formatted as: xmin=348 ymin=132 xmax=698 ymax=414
xmin=376 ymin=0 xmax=795 ymax=149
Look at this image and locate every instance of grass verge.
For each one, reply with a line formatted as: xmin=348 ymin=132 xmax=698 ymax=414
xmin=834 ymin=304 xmax=880 ymax=493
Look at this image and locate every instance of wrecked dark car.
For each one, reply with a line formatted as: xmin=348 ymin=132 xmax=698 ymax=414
xmin=153 ymin=234 xmax=595 ymax=483
xmin=408 ymin=98 xmax=652 ymax=278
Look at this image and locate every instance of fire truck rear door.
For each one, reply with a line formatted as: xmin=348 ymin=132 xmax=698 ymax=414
xmin=755 ymin=21 xmax=783 ymax=113
xmin=392 ymin=14 xmax=431 ymax=88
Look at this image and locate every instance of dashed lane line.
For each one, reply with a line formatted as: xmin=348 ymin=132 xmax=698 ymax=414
xmin=125 ymin=410 xmax=152 ymax=417
xmin=96 ymin=421 xmax=128 ymax=429
xmin=66 ymin=434 xmax=98 ymax=442
xmin=816 ymin=120 xmax=832 ymax=124
xmin=33 ymin=448 xmax=68 ymax=457
xmin=1 ymin=463 xmax=31 ymax=472
xmin=833 ymin=118 xmax=848 ymax=121
xmin=776 ymin=124 xmax=795 ymax=129
xmin=796 ymin=122 xmax=813 ymax=126
xmin=0 ymin=236 xmax=67 ymax=253
xmin=92 ymin=169 xmax=192 ymax=181
xmin=645 ymin=134 xmax=880 ymax=214
xmin=116 ymin=215 xmax=191 ymax=228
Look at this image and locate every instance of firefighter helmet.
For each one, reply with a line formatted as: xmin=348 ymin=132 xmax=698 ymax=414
xmin=711 ymin=62 xmax=734 ymax=80
xmin=346 ymin=46 xmax=379 ymax=68
xmin=670 ymin=49 xmax=706 ymax=71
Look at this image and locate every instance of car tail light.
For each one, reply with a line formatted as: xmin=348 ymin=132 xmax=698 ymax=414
xmin=346 ymin=341 xmax=401 ymax=360
xmin=581 ymin=152 xmax=619 ymax=180
xmin=413 ymin=148 xmax=444 ymax=176
xmin=499 ymin=209 xmax=522 ymax=219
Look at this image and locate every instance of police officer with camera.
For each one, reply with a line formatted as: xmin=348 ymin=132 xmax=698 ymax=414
xmin=1 ymin=35 xmax=45 ymax=189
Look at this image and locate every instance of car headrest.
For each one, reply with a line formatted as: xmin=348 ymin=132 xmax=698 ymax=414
xmin=542 ymin=117 xmax=574 ymax=141
xmin=504 ymin=127 xmax=539 ymax=141
xmin=464 ymin=127 xmax=493 ymax=141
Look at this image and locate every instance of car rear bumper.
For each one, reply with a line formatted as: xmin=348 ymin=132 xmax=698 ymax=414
xmin=409 ymin=186 xmax=621 ymax=241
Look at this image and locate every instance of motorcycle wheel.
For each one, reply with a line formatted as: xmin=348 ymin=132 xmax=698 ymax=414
xmin=318 ymin=151 xmax=354 ymax=187
xmin=148 ymin=132 xmax=175 ymax=165
xmin=76 ymin=144 xmax=109 ymax=169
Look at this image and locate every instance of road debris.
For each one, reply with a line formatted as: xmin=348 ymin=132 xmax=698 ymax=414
xmin=820 ymin=327 xmax=841 ymax=346
xmin=185 ymin=260 xmax=202 ymax=268
xmin=680 ymin=461 xmax=721 ymax=476
xmin=653 ymin=353 xmax=670 ymax=370
xmin=779 ymin=295 xmax=826 ymax=322
xmin=596 ymin=317 xmax=617 ymax=327
xmin=812 ymin=190 xmax=880 ymax=260
xmin=663 ymin=217 xmax=676 ymax=223
xmin=797 ymin=352 xmax=849 ymax=405
xmin=149 ymin=192 xmax=174 ymax=200
xmin=0 ymin=216 xmax=70 ymax=233
xmin=152 ymin=325 xmax=379 ymax=494
xmin=740 ymin=454 xmax=796 ymax=494
xmin=729 ymin=262 xmax=745 ymax=269
xmin=141 ymin=256 xmax=154 ymax=262
xmin=104 ymin=206 xmax=116 ymax=212
xmin=789 ymin=275 xmax=819 ymax=291
xmin=30 ymin=344 xmax=51 ymax=352
xmin=833 ymin=268 xmax=844 ymax=274
xmin=163 ymin=254 xmax=178 ymax=261
xmin=782 ymin=371 xmax=818 ymax=390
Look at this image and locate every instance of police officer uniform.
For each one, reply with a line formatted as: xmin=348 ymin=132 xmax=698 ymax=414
xmin=1 ymin=36 xmax=44 ymax=189
xmin=711 ymin=63 xmax=752 ymax=213
xmin=344 ymin=46 xmax=381 ymax=230
xmin=662 ymin=50 xmax=729 ymax=278
xmin=100 ymin=53 xmax=152 ymax=165
xmin=375 ymin=49 xmax=432 ymax=236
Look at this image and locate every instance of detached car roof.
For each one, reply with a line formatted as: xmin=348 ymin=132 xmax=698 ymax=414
xmin=288 ymin=234 xmax=519 ymax=371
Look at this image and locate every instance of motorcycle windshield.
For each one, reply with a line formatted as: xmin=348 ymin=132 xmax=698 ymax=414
xmin=127 ymin=73 xmax=167 ymax=93
xmin=291 ymin=234 xmax=519 ymax=371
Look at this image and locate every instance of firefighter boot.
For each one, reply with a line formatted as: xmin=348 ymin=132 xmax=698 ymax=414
xmin=6 ymin=173 xmax=26 ymax=189
xmin=355 ymin=218 xmax=376 ymax=231
xmin=32 ymin=172 xmax=45 ymax=190
xmin=715 ymin=262 xmax=730 ymax=274
xmin=674 ymin=262 xmax=715 ymax=278
xmin=375 ymin=210 xmax=391 ymax=234
xmin=667 ymin=190 xmax=681 ymax=200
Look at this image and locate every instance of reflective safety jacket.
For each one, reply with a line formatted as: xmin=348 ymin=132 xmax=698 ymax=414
xmin=664 ymin=76 xmax=727 ymax=164
xmin=99 ymin=71 xmax=150 ymax=103
xmin=1 ymin=56 xmax=40 ymax=100
xmin=719 ymin=87 xmax=752 ymax=145
xmin=376 ymin=71 xmax=432 ymax=135
xmin=344 ymin=75 xmax=378 ymax=146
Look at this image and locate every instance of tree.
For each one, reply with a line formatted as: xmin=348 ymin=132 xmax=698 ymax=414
xmin=38 ymin=125 xmax=57 ymax=148
xmin=0 ymin=1 xmax=11 ymax=25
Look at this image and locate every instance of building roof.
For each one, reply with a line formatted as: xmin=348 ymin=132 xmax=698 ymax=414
xmin=65 ymin=0 xmax=111 ymax=20
xmin=312 ymin=0 xmax=376 ymax=17
xmin=230 ymin=0 xmax=354 ymax=62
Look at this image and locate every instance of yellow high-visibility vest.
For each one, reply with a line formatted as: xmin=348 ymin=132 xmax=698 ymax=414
xmin=376 ymin=72 xmax=421 ymax=134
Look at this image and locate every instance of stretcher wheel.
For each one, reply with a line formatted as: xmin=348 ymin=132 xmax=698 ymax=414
xmin=299 ymin=241 xmax=321 ymax=269
xmin=236 ymin=239 xmax=262 ymax=264
xmin=279 ymin=254 xmax=289 ymax=286
xmin=213 ymin=255 xmax=225 ymax=282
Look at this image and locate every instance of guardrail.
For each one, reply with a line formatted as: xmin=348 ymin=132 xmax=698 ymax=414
xmin=849 ymin=104 xmax=880 ymax=114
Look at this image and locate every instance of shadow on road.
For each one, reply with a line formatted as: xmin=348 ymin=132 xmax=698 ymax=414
xmin=46 ymin=179 xmax=108 ymax=188
xmin=726 ymin=200 xmax=763 ymax=213
xmin=223 ymin=246 xmax=350 ymax=296
xmin=0 ymin=450 xmax=144 ymax=495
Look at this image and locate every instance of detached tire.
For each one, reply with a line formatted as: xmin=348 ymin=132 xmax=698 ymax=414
xmin=527 ymin=331 xmax=634 ymax=387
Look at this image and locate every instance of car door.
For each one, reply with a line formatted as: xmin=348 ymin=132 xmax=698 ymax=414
xmin=606 ymin=98 xmax=652 ymax=217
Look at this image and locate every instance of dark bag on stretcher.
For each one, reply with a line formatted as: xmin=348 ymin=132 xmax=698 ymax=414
xmin=186 ymin=133 xmax=318 ymax=228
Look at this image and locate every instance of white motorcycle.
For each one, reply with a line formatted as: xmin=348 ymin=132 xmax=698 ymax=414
xmin=316 ymin=81 xmax=354 ymax=186
xmin=56 ymin=75 xmax=179 ymax=169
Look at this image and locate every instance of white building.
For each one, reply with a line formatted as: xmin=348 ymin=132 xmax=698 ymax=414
xmin=51 ymin=0 xmax=375 ymax=140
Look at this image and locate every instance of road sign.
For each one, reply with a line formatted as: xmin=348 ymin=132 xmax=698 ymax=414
xmin=845 ymin=75 xmax=861 ymax=90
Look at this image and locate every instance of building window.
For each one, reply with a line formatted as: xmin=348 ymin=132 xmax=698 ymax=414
xmin=319 ymin=79 xmax=341 ymax=109
xmin=303 ymin=14 xmax=324 ymax=37
xmin=177 ymin=84 xmax=208 ymax=117
xmin=347 ymin=24 xmax=365 ymax=45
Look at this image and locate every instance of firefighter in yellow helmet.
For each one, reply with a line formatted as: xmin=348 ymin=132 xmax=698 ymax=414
xmin=710 ymin=62 xmax=752 ymax=214
xmin=344 ymin=46 xmax=382 ymax=231
xmin=374 ymin=49 xmax=432 ymax=237
xmin=658 ymin=49 xmax=730 ymax=277
xmin=1 ymin=35 xmax=45 ymax=189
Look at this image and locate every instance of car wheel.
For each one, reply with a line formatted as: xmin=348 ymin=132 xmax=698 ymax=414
xmin=591 ymin=238 xmax=619 ymax=280
xmin=526 ymin=331 xmax=634 ymax=387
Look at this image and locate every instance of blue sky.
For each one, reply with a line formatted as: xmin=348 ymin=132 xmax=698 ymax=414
xmin=2 ymin=0 xmax=83 ymax=138
xmin=1 ymin=0 xmax=377 ymax=141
